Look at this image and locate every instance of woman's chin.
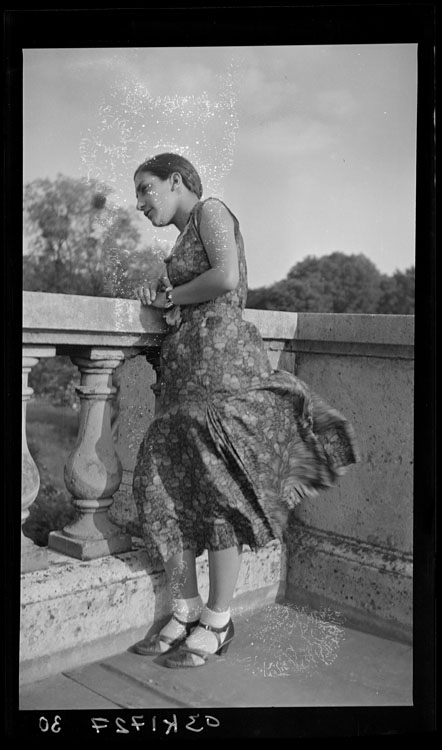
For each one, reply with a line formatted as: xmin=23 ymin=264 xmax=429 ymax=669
xmin=150 ymin=216 xmax=163 ymax=227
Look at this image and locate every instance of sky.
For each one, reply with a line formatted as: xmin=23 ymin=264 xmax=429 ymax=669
xmin=23 ymin=45 xmax=417 ymax=288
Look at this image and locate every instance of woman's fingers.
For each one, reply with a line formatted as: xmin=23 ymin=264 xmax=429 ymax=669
xmin=150 ymin=281 xmax=158 ymax=301
xmin=136 ymin=286 xmax=148 ymax=305
xmin=135 ymin=286 xmax=146 ymax=305
xmin=136 ymin=281 xmax=158 ymax=305
xmin=136 ymin=275 xmax=173 ymax=305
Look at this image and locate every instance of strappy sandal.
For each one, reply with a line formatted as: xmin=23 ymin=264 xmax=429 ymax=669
xmin=133 ymin=614 xmax=200 ymax=656
xmin=163 ymin=619 xmax=235 ymax=668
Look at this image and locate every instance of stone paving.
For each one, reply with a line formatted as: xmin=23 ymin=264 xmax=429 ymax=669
xmin=19 ymin=601 xmax=412 ymax=711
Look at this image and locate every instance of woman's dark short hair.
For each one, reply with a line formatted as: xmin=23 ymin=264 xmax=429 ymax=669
xmin=134 ymin=153 xmax=203 ymax=199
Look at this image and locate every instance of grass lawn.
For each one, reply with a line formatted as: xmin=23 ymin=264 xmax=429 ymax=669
xmin=23 ymin=400 xmax=79 ymax=546
xmin=26 ymin=400 xmax=79 ymax=490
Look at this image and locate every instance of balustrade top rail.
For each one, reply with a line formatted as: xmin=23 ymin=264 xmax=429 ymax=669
xmin=23 ymin=292 xmax=414 ymax=352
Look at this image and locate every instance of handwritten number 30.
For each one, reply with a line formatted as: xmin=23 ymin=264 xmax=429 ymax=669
xmin=39 ymin=716 xmax=62 ymax=733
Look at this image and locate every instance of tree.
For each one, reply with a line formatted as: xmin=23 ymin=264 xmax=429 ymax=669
xmin=102 ymin=239 xmax=170 ymax=299
xmin=377 ymin=267 xmax=415 ymax=314
xmin=23 ymin=174 xmax=166 ymax=298
xmin=23 ymin=174 xmax=170 ymax=408
xmin=247 ymin=252 xmax=384 ymax=313
xmin=246 ymin=281 xmax=299 ymax=312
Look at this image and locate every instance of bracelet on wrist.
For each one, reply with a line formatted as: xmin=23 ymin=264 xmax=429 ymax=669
xmin=164 ymin=285 xmax=174 ymax=309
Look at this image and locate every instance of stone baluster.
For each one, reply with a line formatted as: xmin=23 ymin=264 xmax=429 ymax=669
xmin=48 ymin=349 xmax=131 ymax=559
xmin=22 ymin=347 xmax=56 ymax=572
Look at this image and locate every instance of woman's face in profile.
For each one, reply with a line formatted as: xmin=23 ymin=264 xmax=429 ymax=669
xmin=135 ymin=171 xmax=176 ymax=227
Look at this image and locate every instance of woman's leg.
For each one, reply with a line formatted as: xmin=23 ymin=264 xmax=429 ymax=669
xmin=162 ymin=548 xmax=203 ymax=628
xmin=135 ymin=548 xmax=202 ymax=654
xmin=169 ymin=544 xmax=242 ymax=664
xmin=165 ymin=548 xmax=199 ymax=600
xmin=207 ymin=544 xmax=243 ymax=611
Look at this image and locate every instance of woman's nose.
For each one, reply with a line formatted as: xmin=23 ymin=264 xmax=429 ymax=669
xmin=136 ymin=197 xmax=144 ymax=211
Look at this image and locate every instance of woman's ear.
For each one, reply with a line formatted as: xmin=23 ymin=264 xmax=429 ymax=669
xmin=170 ymin=171 xmax=182 ymax=191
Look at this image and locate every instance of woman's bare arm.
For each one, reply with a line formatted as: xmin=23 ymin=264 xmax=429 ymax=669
xmin=142 ymin=200 xmax=239 ymax=308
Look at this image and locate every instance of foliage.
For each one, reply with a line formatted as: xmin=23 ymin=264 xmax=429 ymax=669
xmin=378 ymin=267 xmax=415 ymax=314
xmin=247 ymin=253 xmax=414 ymax=315
xmin=23 ymin=174 xmax=168 ymax=298
xmin=29 ymin=356 xmax=80 ymax=409
xmin=23 ymin=416 xmax=78 ymax=546
xmin=23 ymin=174 xmax=172 ymax=409
xmin=103 ymin=240 xmax=169 ymax=298
xmin=22 ymin=481 xmax=77 ymax=547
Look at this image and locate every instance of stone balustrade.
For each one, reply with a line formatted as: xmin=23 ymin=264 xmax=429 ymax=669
xmin=22 ymin=347 xmax=55 ymax=572
xmin=22 ymin=292 xmax=166 ymax=566
xmin=21 ymin=291 xmax=414 ymax=681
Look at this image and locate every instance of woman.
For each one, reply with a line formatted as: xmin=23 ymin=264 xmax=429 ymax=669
xmin=132 ymin=153 xmax=359 ymax=669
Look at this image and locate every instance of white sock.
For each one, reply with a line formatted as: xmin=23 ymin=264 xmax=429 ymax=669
xmin=156 ymin=595 xmax=203 ymax=653
xmin=200 ymin=606 xmax=231 ymax=629
xmin=185 ymin=606 xmax=231 ymax=656
xmin=172 ymin=595 xmax=203 ymax=623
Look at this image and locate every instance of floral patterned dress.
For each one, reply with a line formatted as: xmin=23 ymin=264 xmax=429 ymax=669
xmin=133 ymin=198 xmax=359 ymax=562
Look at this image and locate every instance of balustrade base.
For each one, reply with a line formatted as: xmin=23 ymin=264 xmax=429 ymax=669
xmin=20 ymin=540 xmax=286 ymax=685
xmin=285 ymin=523 xmax=413 ymax=642
xmin=48 ymin=529 xmax=132 ymax=561
xmin=21 ymin=535 xmax=48 ymax=572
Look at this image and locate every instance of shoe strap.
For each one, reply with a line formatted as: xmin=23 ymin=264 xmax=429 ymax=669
xmin=198 ymin=619 xmax=230 ymax=634
xmin=172 ymin=613 xmax=199 ymax=628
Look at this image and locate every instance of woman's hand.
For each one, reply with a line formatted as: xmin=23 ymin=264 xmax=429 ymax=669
xmin=135 ymin=274 xmax=170 ymax=307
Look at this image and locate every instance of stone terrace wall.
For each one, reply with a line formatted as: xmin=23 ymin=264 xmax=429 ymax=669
xmin=278 ymin=313 xmax=413 ymax=640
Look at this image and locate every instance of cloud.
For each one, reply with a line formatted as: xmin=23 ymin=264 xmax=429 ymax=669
xmin=237 ymin=64 xmax=300 ymax=119
xmin=237 ymin=115 xmax=335 ymax=157
xmin=315 ymin=88 xmax=358 ymax=118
